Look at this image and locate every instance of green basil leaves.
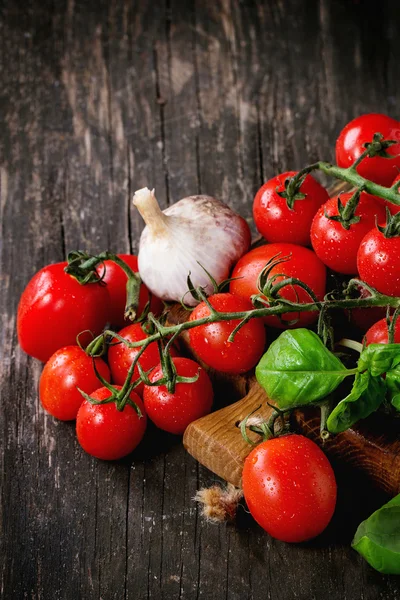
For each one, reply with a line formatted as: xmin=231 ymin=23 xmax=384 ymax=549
xmin=327 ymin=371 xmax=386 ymax=434
xmin=255 ymin=329 xmax=353 ymax=409
xmin=386 ymin=365 xmax=400 ymax=411
xmin=358 ymin=343 xmax=400 ymax=377
xmin=256 ymin=330 xmax=400 ymax=430
xmin=352 ymin=494 xmax=400 ymax=574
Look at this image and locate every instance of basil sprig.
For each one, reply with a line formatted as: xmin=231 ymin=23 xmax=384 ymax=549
xmin=255 ymin=330 xmax=400 ymax=433
xmin=327 ymin=371 xmax=386 ymax=434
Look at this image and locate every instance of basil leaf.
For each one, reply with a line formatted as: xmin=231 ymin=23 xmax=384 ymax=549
xmin=392 ymin=394 xmax=400 ymax=411
xmin=352 ymin=494 xmax=400 ymax=575
xmin=327 ymin=372 xmax=386 ymax=434
xmin=358 ymin=343 xmax=400 ymax=377
xmin=386 ymin=365 xmax=400 ymax=411
xmin=255 ymin=329 xmax=350 ymax=409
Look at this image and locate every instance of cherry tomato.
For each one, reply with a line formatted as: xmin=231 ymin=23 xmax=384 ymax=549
xmin=143 ymin=357 xmax=213 ymax=434
xmin=357 ymin=228 xmax=400 ymax=297
xmin=310 ymin=192 xmax=386 ymax=275
xmin=17 ymin=262 xmax=110 ymax=362
xmin=188 ymin=293 xmax=265 ymax=374
xmin=108 ymin=323 xmax=178 ymax=394
xmin=230 ymin=244 xmax=326 ymax=328
xmin=98 ymin=254 xmax=163 ymax=328
xmin=39 ymin=346 xmax=110 ymax=421
xmin=364 ymin=317 xmax=400 ymax=345
xmin=76 ymin=386 xmax=147 ymax=460
xmin=336 ymin=113 xmax=400 ymax=187
xmin=242 ymin=434 xmax=337 ymax=543
xmin=376 ymin=173 xmax=400 ymax=215
xmin=253 ymin=172 xmax=329 ymax=246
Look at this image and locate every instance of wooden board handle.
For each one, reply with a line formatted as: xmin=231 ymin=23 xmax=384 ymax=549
xmin=183 ymin=381 xmax=273 ymax=487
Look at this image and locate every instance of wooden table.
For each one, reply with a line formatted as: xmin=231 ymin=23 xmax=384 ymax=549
xmin=1 ymin=1 xmax=400 ymax=598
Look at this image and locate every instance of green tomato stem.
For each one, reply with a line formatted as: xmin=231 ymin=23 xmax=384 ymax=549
xmin=317 ymin=162 xmax=400 ymax=206
xmin=288 ymin=158 xmax=400 ymax=208
xmin=66 ymin=251 xmax=142 ymax=321
xmin=88 ymin=286 xmax=400 ymax=354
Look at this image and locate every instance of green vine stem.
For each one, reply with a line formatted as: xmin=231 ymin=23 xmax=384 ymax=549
xmin=388 ymin=307 xmax=400 ymax=344
xmin=319 ymin=400 xmax=332 ymax=440
xmin=86 ymin=280 xmax=400 ymax=357
xmin=289 ymin=160 xmax=400 ymax=208
xmin=318 ymin=161 xmax=400 ymax=206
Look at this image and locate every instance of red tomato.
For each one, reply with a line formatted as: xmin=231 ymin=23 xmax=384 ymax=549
xmin=310 ymin=192 xmax=386 ymax=275
xmin=108 ymin=323 xmax=178 ymax=394
xmin=17 ymin=262 xmax=110 ymax=362
xmin=357 ymin=228 xmax=400 ymax=297
xmin=377 ymin=173 xmax=400 ymax=215
xmin=253 ymin=172 xmax=329 ymax=246
xmin=39 ymin=346 xmax=110 ymax=421
xmin=242 ymin=434 xmax=337 ymax=543
xmin=364 ymin=317 xmax=400 ymax=345
xmin=143 ymin=357 xmax=213 ymax=434
xmin=336 ymin=114 xmax=400 ymax=187
xmin=188 ymin=293 xmax=266 ymax=374
xmin=230 ymin=244 xmax=326 ymax=328
xmin=76 ymin=386 xmax=147 ymax=460
xmin=98 ymin=254 xmax=163 ymax=328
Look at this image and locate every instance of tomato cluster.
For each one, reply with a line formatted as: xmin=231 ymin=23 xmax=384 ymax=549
xmin=251 ymin=114 xmax=400 ymax=334
xmin=17 ymin=112 xmax=400 ymax=546
xmin=18 ymin=255 xmax=215 ymax=460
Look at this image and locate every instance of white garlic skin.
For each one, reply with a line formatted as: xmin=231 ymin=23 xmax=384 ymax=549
xmin=137 ymin=194 xmax=251 ymax=306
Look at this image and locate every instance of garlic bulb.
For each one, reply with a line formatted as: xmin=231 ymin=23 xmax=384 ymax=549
xmin=133 ymin=187 xmax=251 ymax=306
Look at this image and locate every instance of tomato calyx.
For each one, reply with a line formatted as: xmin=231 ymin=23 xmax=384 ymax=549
xmin=78 ymin=330 xmax=108 ymax=357
xmin=277 ymin=163 xmax=322 ymax=210
xmin=78 ymin=380 xmax=143 ymax=415
xmin=347 ymin=132 xmax=399 ymax=174
xmin=65 ymin=250 xmax=106 ymax=285
xmin=78 ymin=359 xmax=144 ymax=415
xmin=139 ymin=334 xmax=199 ymax=394
xmin=65 ymin=250 xmax=142 ymax=321
xmin=184 ymin=263 xmax=240 ymax=308
xmin=377 ymin=208 xmax=400 ymax=238
xmin=276 ymin=172 xmax=307 ymax=210
xmin=324 ymin=187 xmax=365 ymax=230
xmin=239 ymin=403 xmax=291 ymax=445
xmin=251 ymin=253 xmax=321 ymax=328
xmin=363 ymin=132 xmax=398 ymax=160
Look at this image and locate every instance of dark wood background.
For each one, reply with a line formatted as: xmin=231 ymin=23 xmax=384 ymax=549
xmin=1 ymin=1 xmax=400 ymax=598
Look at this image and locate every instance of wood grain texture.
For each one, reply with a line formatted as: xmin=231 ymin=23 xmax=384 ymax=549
xmin=183 ymin=380 xmax=271 ymax=486
xmin=1 ymin=1 xmax=400 ymax=599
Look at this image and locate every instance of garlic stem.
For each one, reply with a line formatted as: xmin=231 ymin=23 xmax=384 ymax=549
xmin=133 ymin=187 xmax=168 ymax=235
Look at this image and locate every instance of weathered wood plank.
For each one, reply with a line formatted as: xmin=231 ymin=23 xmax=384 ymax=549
xmin=1 ymin=1 xmax=400 ymax=599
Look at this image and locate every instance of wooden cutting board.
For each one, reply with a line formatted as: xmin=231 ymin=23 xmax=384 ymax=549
xmin=168 ymin=305 xmax=400 ymax=496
